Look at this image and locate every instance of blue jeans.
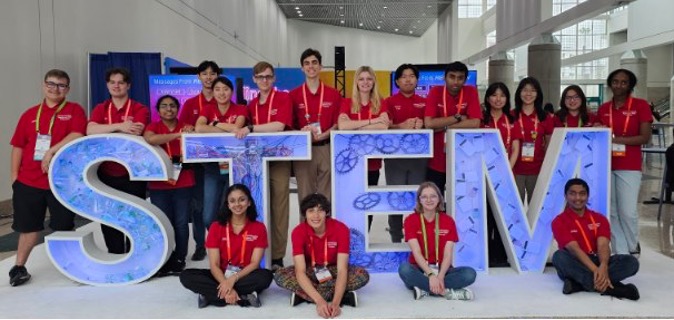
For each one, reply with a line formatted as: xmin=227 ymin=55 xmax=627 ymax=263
xmin=202 ymin=163 xmax=229 ymax=229
xmin=552 ymin=249 xmax=639 ymax=292
xmin=610 ymin=170 xmax=642 ymax=254
xmin=150 ymin=187 xmax=192 ymax=260
xmin=190 ymin=164 xmax=205 ymax=249
xmin=398 ymin=262 xmax=476 ymax=292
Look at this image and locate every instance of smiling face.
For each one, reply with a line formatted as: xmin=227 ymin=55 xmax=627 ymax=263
xmin=106 ymin=73 xmax=130 ymax=99
xmin=227 ymin=189 xmax=251 ymax=218
xmin=488 ymin=88 xmax=507 ymax=111
xmin=253 ymin=67 xmax=275 ymax=92
xmin=520 ymin=84 xmax=537 ymax=106
xmin=157 ymin=97 xmax=178 ymax=121
xmin=213 ymin=81 xmax=233 ymax=105
xmin=356 ymin=70 xmax=375 ymax=94
xmin=565 ymin=184 xmax=588 ymax=213
xmin=418 ymin=187 xmax=441 ymax=213
xmin=301 ymin=55 xmax=322 ymax=79
xmin=445 ymin=71 xmax=466 ymax=96
xmin=564 ymin=89 xmax=581 ymax=112
xmin=42 ymin=76 xmax=70 ymax=106
xmin=198 ymin=67 xmax=218 ymax=91
xmin=396 ymin=68 xmax=418 ymax=95
xmin=305 ymin=205 xmax=327 ymax=231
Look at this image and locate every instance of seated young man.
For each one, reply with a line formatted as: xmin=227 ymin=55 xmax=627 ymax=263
xmin=551 ymin=178 xmax=640 ymax=300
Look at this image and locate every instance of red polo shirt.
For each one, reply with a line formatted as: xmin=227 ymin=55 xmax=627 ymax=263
xmin=145 ymin=120 xmax=195 ymax=190
xmin=199 ymin=103 xmax=248 ymax=125
xmin=481 ymin=115 xmax=523 ymax=157
xmin=596 ymin=96 xmax=653 ymax=171
xmin=89 ymin=99 xmax=150 ymax=177
xmin=386 ymin=92 xmax=426 ymax=125
xmin=551 ymin=207 xmax=610 ymax=255
xmin=11 ymin=101 xmax=87 ymax=189
xmin=553 ymin=112 xmax=597 ymax=128
xmin=290 ymin=82 xmax=342 ymax=132
xmin=404 ymin=211 xmax=459 ymax=265
xmin=339 ymin=98 xmax=389 ymax=171
xmin=424 ymin=85 xmax=482 ymax=173
xmin=292 ymin=218 xmax=350 ymax=267
xmin=205 ymin=220 xmax=268 ymax=270
xmin=247 ymin=90 xmax=293 ymax=128
xmin=180 ymin=93 xmax=217 ymax=126
xmin=512 ymin=111 xmax=555 ymax=175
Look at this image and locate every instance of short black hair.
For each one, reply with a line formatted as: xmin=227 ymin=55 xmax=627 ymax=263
xmin=444 ymin=61 xmax=469 ymax=79
xmin=607 ymin=68 xmax=637 ymax=92
xmin=154 ymin=94 xmax=180 ymax=111
xmin=197 ymin=60 xmax=221 ymax=74
xmin=300 ymin=193 xmax=331 ymax=218
xmin=564 ymin=178 xmax=589 ymax=195
xmin=300 ymin=48 xmax=322 ymax=65
xmin=105 ymin=67 xmax=131 ymax=83
xmin=211 ymin=76 xmax=234 ymax=91
xmin=393 ymin=64 xmax=419 ymax=88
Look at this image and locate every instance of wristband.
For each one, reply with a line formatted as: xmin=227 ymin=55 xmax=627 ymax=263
xmin=247 ymin=124 xmax=254 ymax=132
xmin=211 ymin=121 xmax=219 ymax=127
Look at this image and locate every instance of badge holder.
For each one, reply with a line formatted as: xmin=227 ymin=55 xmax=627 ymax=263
xmin=429 ymin=263 xmax=439 ymax=275
xmin=310 ymin=122 xmax=322 ymax=135
xmin=167 ymin=156 xmax=182 ymax=185
xmin=314 ymin=266 xmax=333 ymax=283
xmin=34 ymin=134 xmax=52 ymax=161
xmin=225 ymin=265 xmax=241 ymax=278
xmin=521 ymin=142 xmax=535 ymax=162
xmin=611 ymin=143 xmax=626 ymax=157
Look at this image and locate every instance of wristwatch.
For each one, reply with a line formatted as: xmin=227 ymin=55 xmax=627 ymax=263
xmin=211 ymin=121 xmax=219 ymax=127
xmin=247 ymin=124 xmax=254 ymax=132
xmin=425 ymin=270 xmax=436 ymax=277
xmin=454 ymin=113 xmax=462 ymax=122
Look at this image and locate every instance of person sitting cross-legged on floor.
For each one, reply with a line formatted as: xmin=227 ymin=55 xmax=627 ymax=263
xmin=398 ymin=181 xmax=477 ymax=301
xmin=551 ymin=178 xmax=640 ymax=300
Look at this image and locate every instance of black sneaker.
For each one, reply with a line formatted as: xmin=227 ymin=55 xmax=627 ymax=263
xmin=340 ymin=291 xmax=358 ymax=307
xmin=630 ymin=243 xmax=641 ymax=259
xmin=562 ymin=278 xmax=584 ymax=294
xmin=9 ymin=265 xmax=31 ymax=287
xmin=191 ymin=247 xmax=206 ymax=261
xmin=240 ymin=291 xmax=261 ymax=308
xmin=156 ymin=258 xmax=186 ymax=277
xmin=271 ymin=259 xmax=284 ymax=272
xmin=198 ymin=294 xmax=209 ymax=309
xmin=603 ymin=282 xmax=640 ymax=301
xmin=290 ymin=292 xmax=308 ymax=306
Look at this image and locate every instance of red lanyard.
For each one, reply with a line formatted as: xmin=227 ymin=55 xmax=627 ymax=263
xmin=198 ymin=93 xmax=204 ymax=114
xmin=494 ymin=115 xmax=511 ymax=149
xmin=573 ymin=213 xmax=598 ymax=254
xmin=609 ymin=96 xmax=633 ymax=136
xmin=163 ymin=122 xmax=181 ymax=158
xmin=107 ymin=99 xmax=132 ymax=125
xmin=357 ymin=103 xmax=373 ymax=121
xmin=226 ymin=224 xmax=248 ymax=266
xmin=302 ymin=83 xmax=324 ymax=123
xmin=254 ymin=91 xmax=275 ymax=125
xmin=310 ymin=236 xmax=328 ymax=267
xmin=519 ymin=113 xmax=539 ymax=141
xmin=442 ymin=86 xmax=464 ymax=118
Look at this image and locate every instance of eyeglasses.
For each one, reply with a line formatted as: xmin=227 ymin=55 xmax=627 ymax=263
xmin=254 ymin=75 xmax=274 ymax=81
xmin=564 ymin=95 xmax=580 ymax=101
xmin=420 ymin=195 xmax=439 ymax=201
xmin=45 ymin=81 xmax=69 ymax=90
xmin=159 ymin=103 xmax=178 ymax=109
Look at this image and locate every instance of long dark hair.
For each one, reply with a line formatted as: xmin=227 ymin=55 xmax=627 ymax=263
xmin=514 ymin=77 xmax=546 ymax=122
xmin=556 ymin=85 xmax=588 ymax=125
xmin=217 ymin=184 xmax=258 ymax=224
xmin=482 ymin=82 xmax=513 ymax=125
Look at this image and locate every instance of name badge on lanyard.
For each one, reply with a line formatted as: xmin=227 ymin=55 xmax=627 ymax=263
xmin=521 ymin=142 xmax=535 ymax=162
xmin=429 ymin=263 xmax=439 ymax=274
xmin=309 ymin=122 xmax=322 ymax=135
xmin=611 ymin=143 xmax=626 ymax=157
xmin=314 ymin=266 xmax=333 ymax=283
xmin=224 ymin=265 xmax=241 ymax=278
xmin=168 ymin=163 xmax=182 ymax=185
xmin=34 ymin=134 xmax=52 ymax=161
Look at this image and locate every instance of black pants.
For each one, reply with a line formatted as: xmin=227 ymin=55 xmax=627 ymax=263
xmin=425 ymin=168 xmax=446 ymax=197
xmin=180 ymin=268 xmax=273 ymax=304
xmin=367 ymin=170 xmax=380 ymax=231
xmin=97 ymin=171 xmax=147 ymax=254
xmin=486 ymin=203 xmax=509 ymax=267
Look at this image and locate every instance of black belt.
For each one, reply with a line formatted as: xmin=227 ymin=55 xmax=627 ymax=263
xmin=312 ymin=140 xmax=330 ymax=146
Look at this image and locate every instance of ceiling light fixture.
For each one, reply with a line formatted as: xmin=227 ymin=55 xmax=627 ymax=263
xmin=340 ymin=20 xmax=345 ymax=24
xmin=359 ymin=22 xmax=363 ymax=27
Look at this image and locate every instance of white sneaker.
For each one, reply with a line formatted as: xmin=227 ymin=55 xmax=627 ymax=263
xmin=444 ymin=288 xmax=473 ymax=301
xmin=413 ymin=286 xmax=429 ymax=300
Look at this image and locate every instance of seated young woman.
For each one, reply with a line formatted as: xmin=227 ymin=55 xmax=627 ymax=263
xmin=398 ymin=181 xmax=477 ymax=300
xmin=274 ymin=193 xmax=369 ymax=319
xmin=179 ymin=184 xmax=273 ymax=308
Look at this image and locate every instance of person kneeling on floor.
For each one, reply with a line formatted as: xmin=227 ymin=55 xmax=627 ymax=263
xmin=179 ymin=184 xmax=273 ymax=308
xmin=398 ymin=181 xmax=477 ymax=301
xmin=274 ymin=193 xmax=369 ymax=319
xmin=551 ymin=178 xmax=640 ymax=300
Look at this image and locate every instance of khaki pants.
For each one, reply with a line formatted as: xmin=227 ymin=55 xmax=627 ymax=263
xmin=294 ymin=144 xmax=332 ymax=205
xmin=269 ymin=161 xmax=291 ymax=260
